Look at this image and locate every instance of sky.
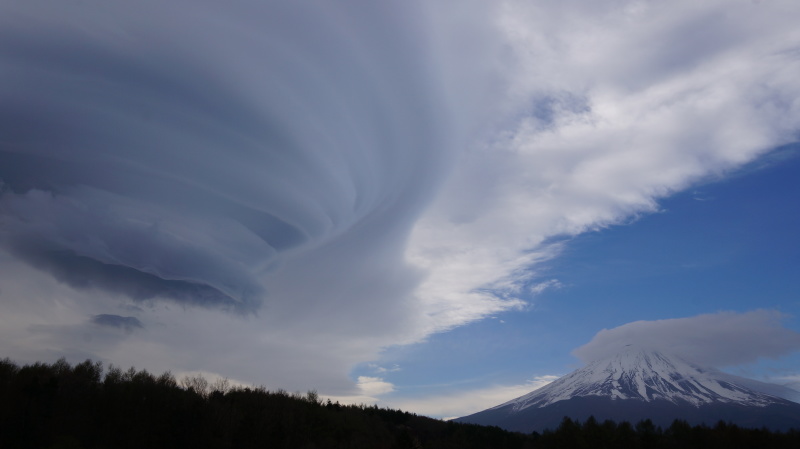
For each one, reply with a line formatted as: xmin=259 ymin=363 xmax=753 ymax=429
xmin=1 ymin=0 xmax=799 ymax=419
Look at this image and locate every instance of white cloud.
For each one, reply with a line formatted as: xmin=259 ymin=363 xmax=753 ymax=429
xmin=357 ymin=376 xmax=396 ymax=396
xmin=530 ymin=279 xmax=563 ymax=296
xmin=573 ymin=310 xmax=800 ymax=367
xmin=322 ymin=376 xmax=397 ymax=406
xmin=406 ymin=0 xmax=800 ymax=338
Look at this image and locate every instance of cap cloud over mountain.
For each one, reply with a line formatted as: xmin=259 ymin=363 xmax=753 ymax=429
xmin=456 ymin=312 xmax=800 ymax=431
xmin=573 ymin=311 xmax=800 ymax=367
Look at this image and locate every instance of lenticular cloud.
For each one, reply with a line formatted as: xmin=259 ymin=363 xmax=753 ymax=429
xmin=0 ymin=1 xmax=457 ymax=312
xmin=573 ymin=311 xmax=800 ymax=367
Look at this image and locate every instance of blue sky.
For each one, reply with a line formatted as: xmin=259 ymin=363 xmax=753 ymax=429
xmin=1 ymin=0 xmax=800 ymax=420
xmin=356 ymin=144 xmax=800 ymax=416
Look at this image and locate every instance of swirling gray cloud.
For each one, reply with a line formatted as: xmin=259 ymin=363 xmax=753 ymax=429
xmin=1 ymin=0 xmax=799 ymax=398
xmin=0 ymin=0 xmax=454 ymax=313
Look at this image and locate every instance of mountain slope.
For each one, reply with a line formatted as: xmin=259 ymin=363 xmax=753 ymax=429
xmin=456 ymin=346 xmax=800 ymax=432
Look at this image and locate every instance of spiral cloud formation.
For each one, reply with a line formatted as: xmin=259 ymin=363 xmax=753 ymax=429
xmin=0 ymin=0 xmax=455 ymax=313
xmin=1 ymin=0 xmax=799 ymax=394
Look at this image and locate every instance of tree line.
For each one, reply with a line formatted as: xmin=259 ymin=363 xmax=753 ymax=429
xmin=530 ymin=415 xmax=800 ymax=449
xmin=0 ymin=357 xmax=798 ymax=448
xmin=0 ymin=357 xmax=531 ymax=449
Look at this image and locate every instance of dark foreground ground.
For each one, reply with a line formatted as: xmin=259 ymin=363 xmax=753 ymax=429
xmin=1 ymin=357 xmax=799 ymax=448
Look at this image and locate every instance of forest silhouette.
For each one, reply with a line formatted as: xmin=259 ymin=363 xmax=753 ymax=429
xmin=1 ymin=357 xmax=799 ymax=448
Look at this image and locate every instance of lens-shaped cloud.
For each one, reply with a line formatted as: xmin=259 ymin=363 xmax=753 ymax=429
xmin=573 ymin=311 xmax=800 ymax=367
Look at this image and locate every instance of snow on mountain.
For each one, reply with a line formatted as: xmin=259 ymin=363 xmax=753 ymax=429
xmin=498 ymin=345 xmax=788 ymax=411
xmin=456 ymin=345 xmax=800 ymax=432
xmin=713 ymin=372 xmax=800 ymax=404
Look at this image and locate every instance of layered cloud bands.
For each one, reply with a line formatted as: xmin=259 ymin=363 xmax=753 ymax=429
xmin=1 ymin=0 xmax=799 ymax=393
xmin=0 ymin=1 xmax=453 ymax=313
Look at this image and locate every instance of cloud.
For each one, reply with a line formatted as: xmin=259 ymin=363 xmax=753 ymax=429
xmin=0 ymin=0 xmax=450 ymax=313
xmin=91 ymin=314 xmax=143 ymax=332
xmin=406 ymin=0 xmax=800 ymax=335
xmin=322 ymin=376 xmax=397 ymax=406
xmin=0 ymin=0 xmax=502 ymax=392
xmin=573 ymin=310 xmax=800 ymax=367
xmin=368 ymin=363 xmax=401 ymax=374
xmin=530 ymin=279 xmax=563 ymax=296
xmin=774 ymin=376 xmax=800 ymax=393
xmin=0 ymin=0 xmax=799 ymax=397
xmin=357 ymin=376 xmax=396 ymax=397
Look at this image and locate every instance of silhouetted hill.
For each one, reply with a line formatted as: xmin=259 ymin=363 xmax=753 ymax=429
xmin=0 ymin=357 xmax=532 ymax=449
xmin=2 ymin=357 xmax=800 ymax=448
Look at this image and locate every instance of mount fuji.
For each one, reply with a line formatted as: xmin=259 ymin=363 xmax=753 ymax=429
xmin=456 ymin=346 xmax=800 ymax=432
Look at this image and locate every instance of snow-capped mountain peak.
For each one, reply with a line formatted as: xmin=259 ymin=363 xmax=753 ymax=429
xmin=457 ymin=346 xmax=800 ymax=433
xmin=500 ymin=346 xmax=788 ymax=411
